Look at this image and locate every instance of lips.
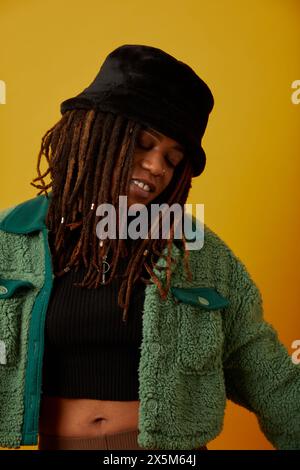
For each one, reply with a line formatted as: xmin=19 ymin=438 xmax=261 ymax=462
xmin=131 ymin=177 xmax=156 ymax=193
xmin=130 ymin=180 xmax=152 ymax=199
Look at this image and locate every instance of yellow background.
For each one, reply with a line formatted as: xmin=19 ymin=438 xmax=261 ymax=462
xmin=0 ymin=0 xmax=299 ymax=450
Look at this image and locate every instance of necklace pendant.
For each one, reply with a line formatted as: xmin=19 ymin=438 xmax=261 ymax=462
xmin=101 ymin=256 xmax=110 ymax=284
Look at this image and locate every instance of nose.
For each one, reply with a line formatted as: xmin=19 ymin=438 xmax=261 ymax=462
xmin=140 ymin=151 xmax=166 ymax=176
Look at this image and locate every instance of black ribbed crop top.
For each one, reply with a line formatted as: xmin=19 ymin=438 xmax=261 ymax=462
xmin=41 ymin=235 xmax=151 ymax=401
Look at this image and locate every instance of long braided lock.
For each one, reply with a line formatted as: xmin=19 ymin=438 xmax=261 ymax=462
xmin=31 ymin=108 xmax=194 ymax=323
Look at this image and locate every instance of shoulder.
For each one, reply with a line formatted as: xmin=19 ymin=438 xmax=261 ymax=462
xmin=188 ymin=219 xmax=260 ymax=299
xmin=187 ymin=220 xmax=234 ymax=273
xmin=0 ymin=194 xmax=49 ymax=234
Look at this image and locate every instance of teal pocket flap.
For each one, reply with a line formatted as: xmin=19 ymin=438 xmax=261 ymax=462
xmin=0 ymin=278 xmax=34 ymax=299
xmin=171 ymin=286 xmax=230 ymax=310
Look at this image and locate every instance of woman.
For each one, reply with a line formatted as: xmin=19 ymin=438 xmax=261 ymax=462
xmin=37 ymin=117 xmax=193 ymax=449
xmin=0 ymin=44 xmax=299 ymax=451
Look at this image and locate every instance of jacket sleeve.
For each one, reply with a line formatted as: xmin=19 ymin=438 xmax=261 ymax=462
xmin=222 ymin=254 xmax=300 ymax=450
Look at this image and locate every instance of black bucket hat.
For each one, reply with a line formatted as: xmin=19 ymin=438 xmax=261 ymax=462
xmin=60 ymin=44 xmax=214 ymax=177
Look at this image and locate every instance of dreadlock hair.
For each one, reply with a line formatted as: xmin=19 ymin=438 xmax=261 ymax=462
xmin=31 ymin=108 xmax=194 ymax=323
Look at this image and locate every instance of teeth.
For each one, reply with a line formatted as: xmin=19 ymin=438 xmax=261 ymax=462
xmin=132 ymin=179 xmax=151 ymax=192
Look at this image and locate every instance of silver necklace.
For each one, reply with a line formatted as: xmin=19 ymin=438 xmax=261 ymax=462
xmin=101 ymin=254 xmax=111 ymax=284
xmin=99 ymin=240 xmax=111 ymax=284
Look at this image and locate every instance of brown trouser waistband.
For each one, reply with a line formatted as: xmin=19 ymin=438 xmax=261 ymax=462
xmin=38 ymin=429 xmax=208 ymax=450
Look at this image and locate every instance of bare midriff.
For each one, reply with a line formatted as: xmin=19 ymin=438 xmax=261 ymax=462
xmin=38 ymin=396 xmax=140 ymax=438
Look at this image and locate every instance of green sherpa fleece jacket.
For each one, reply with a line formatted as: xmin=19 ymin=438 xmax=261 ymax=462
xmin=0 ymin=194 xmax=299 ymax=450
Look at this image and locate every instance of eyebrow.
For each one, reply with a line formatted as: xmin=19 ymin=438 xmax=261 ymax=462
xmin=143 ymin=128 xmax=185 ymax=153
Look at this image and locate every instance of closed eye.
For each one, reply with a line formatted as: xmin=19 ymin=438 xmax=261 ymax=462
xmin=166 ymin=157 xmax=176 ymax=168
xmin=137 ymin=131 xmax=155 ymax=149
xmin=136 ymin=132 xmax=184 ymax=168
xmin=136 ymin=140 xmax=151 ymax=151
xmin=166 ymin=152 xmax=185 ymax=169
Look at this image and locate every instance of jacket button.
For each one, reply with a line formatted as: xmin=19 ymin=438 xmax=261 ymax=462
xmin=0 ymin=286 xmax=8 ymax=295
xmin=151 ymin=342 xmax=160 ymax=354
xmin=198 ymin=296 xmax=210 ymax=306
xmin=146 ymin=398 xmax=158 ymax=413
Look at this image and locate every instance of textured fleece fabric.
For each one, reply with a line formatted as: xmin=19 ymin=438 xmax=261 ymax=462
xmin=0 ymin=196 xmax=299 ymax=450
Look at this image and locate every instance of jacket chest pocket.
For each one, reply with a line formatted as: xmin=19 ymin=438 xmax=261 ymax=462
xmin=171 ymin=286 xmax=229 ymax=374
xmin=0 ymin=278 xmax=34 ymax=366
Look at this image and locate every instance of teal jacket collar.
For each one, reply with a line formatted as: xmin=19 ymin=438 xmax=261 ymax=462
xmin=0 ymin=194 xmax=52 ymax=234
